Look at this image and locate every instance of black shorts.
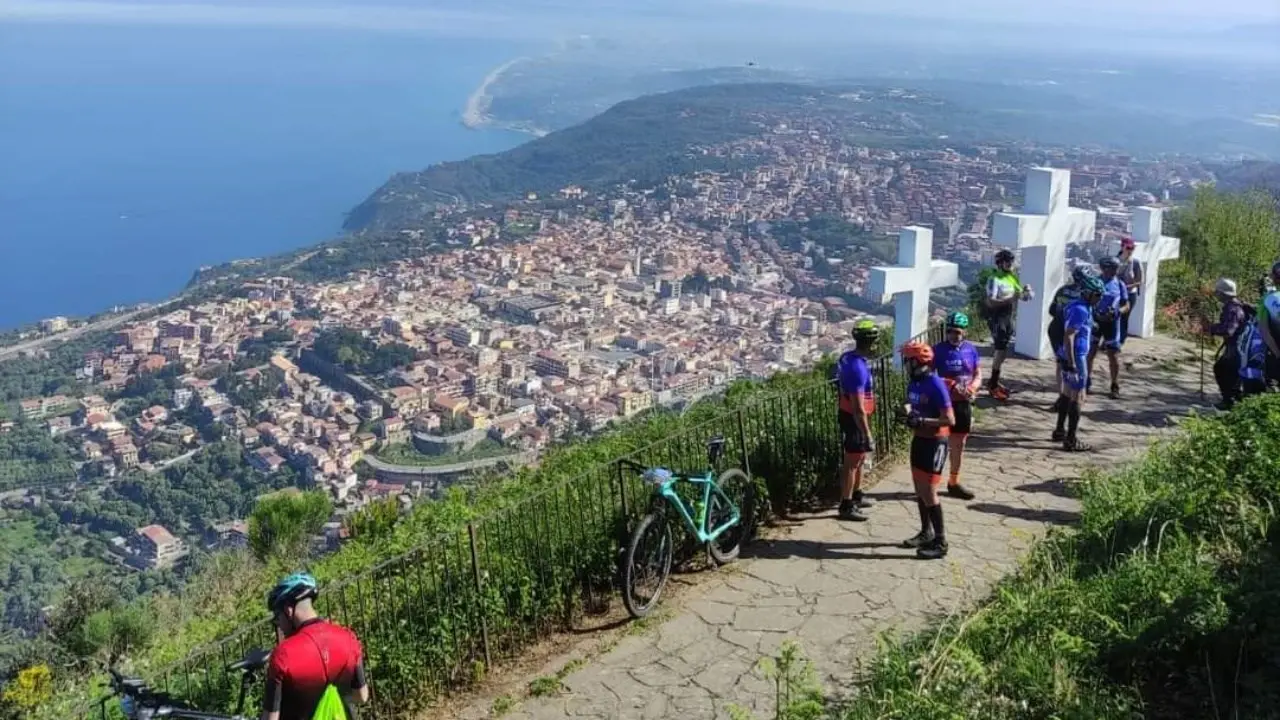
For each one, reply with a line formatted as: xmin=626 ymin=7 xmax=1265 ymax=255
xmin=838 ymin=411 xmax=873 ymax=454
xmin=909 ymin=435 xmax=949 ymax=476
xmin=1097 ymin=317 xmax=1122 ymax=352
xmin=987 ymin=313 xmax=1014 ymax=351
xmin=952 ymin=400 xmax=973 ymax=435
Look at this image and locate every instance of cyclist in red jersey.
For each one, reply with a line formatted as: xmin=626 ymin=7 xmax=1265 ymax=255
xmin=263 ymin=573 xmax=369 ymax=720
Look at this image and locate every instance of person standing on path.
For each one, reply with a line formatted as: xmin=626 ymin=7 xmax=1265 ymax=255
xmin=982 ymin=249 xmax=1034 ymax=401
xmin=1054 ymin=275 xmax=1105 ymax=451
xmin=898 ymin=342 xmax=955 ymax=560
xmin=1257 ymin=261 xmax=1280 ymax=389
xmin=834 ymin=320 xmax=881 ymax=522
xmin=1047 ymin=265 xmax=1097 ymax=416
xmin=931 ymin=311 xmax=979 ymax=502
xmin=1205 ymin=278 xmax=1248 ymax=410
xmin=1116 ymin=237 xmax=1142 ymax=345
xmin=1088 ymin=256 xmax=1130 ymax=399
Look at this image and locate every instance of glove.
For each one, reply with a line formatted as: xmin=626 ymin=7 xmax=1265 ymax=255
xmin=904 ymin=412 xmax=924 ymax=429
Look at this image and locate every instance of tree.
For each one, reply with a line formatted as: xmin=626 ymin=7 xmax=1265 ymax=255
xmin=78 ymin=604 xmax=154 ymax=661
xmin=1166 ymin=187 xmax=1280 ymax=304
xmin=247 ymin=490 xmax=334 ymax=562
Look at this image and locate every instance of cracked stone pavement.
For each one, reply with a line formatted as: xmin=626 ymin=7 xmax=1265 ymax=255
xmin=477 ymin=336 xmax=1212 ymax=719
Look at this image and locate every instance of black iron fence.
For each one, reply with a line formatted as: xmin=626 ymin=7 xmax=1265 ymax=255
xmin=86 ymin=325 xmax=943 ymax=719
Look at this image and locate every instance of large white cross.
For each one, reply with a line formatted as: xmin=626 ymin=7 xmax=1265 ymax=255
xmin=992 ymin=167 xmax=1097 ymax=360
xmin=1117 ymin=206 xmax=1181 ymax=339
xmin=869 ymin=226 xmax=959 ymax=363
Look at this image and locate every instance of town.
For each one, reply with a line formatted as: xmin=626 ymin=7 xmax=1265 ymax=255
xmin=3 ymin=128 xmax=1216 ymax=568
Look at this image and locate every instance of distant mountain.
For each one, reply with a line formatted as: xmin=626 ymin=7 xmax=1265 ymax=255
xmin=347 ymin=80 xmax=1280 ymax=233
xmin=1215 ymin=160 xmax=1280 ymax=197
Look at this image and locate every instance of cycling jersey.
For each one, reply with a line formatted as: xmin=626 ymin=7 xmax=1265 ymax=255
xmin=931 ymin=341 xmax=980 ymax=402
xmin=1061 ymin=299 xmax=1094 ymax=360
xmin=1047 ymin=284 xmax=1078 ymax=350
xmin=906 ymin=372 xmax=952 ymax=438
xmin=835 ymin=350 xmax=875 ymax=415
xmin=1096 ymin=277 xmax=1129 ymax=319
xmin=264 ymin=619 xmax=367 ymax=720
xmin=985 ymin=270 xmax=1024 ymax=307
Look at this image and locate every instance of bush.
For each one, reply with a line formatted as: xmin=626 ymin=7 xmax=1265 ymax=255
xmin=837 ymin=394 xmax=1280 ymax=720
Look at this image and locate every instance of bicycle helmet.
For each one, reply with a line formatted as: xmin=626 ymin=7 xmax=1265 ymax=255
xmin=1072 ymin=265 xmax=1098 ymax=287
xmin=1079 ymin=275 xmax=1106 ymax=298
xmin=900 ymin=342 xmax=934 ymax=373
xmin=1098 ymin=256 xmax=1120 ymax=272
xmin=851 ymin=319 xmax=881 ymax=343
xmin=944 ymin=311 xmax=970 ymax=330
xmin=267 ymin=572 xmax=319 ymax=613
xmin=994 ymin=249 xmax=1015 ymax=265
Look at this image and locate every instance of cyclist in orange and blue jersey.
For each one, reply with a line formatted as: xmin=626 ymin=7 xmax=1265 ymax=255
xmin=931 ymin=311 xmax=980 ymax=502
xmin=835 ymin=320 xmax=880 ymax=521
xmin=898 ymin=341 xmax=954 ymax=560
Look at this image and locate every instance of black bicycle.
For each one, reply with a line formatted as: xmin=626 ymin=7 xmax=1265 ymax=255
xmin=108 ymin=648 xmax=270 ymax=720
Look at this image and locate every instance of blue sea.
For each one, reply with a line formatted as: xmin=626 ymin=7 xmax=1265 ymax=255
xmin=0 ymin=22 xmax=530 ymax=329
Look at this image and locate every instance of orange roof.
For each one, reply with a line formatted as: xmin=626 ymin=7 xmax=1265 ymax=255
xmin=138 ymin=524 xmax=177 ymax=546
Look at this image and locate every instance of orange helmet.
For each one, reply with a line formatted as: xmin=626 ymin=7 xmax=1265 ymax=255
xmin=900 ymin=341 xmax=934 ymax=365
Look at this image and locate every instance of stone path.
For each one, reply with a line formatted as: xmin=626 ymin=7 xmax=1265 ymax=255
xmin=477 ymin=336 xmax=1211 ymax=720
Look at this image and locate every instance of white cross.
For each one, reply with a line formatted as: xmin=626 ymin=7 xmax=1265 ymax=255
xmin=992 ymin=167 xmax=1097 ymax=360
xmin=868 ymin=226 xmax=959 ymax=364
xmin=1117 ymin=206 xmax=1180 ymax=339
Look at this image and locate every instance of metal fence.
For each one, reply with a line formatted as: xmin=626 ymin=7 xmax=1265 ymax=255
xmin=87 ymin=325 xmax=943 ymax=719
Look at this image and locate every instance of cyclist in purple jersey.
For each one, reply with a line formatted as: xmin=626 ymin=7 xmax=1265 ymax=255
xmin=930 ymin=311 xmax=980 ymax=501
xmin=834 ymin=321 xmax=881 ymax=521
xmin=899 ymin=342 xmax=955 ymax=560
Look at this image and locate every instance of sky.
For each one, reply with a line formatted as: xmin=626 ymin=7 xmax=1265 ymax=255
xmin=3 ymin=0 xmax=1277 ymax=34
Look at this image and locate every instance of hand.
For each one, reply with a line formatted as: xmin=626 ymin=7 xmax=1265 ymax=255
xmin=904 ymin=412 xmax=924 ymax=429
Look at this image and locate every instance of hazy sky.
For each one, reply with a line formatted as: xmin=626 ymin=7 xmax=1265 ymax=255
xmin=3 ymin=0 xmax=1277 ymax=32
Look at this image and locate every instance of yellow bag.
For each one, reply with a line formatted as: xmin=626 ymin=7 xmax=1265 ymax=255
xmin=310 ymin=684 xmax=349 ymax=720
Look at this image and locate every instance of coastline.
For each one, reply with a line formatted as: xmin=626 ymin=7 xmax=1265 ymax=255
xmin=461 ymin=56 xmax=550 ymax=138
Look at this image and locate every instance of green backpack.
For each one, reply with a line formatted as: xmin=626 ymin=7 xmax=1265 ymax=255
xmin=311 ymin=684 xmax=349 ymax=720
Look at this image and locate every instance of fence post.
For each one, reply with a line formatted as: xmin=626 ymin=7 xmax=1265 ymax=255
xmin=616 ymin=460 xmax=629 ymax=533
xmin=466 ymin=523 xmax=493 ymax=671
xmin=736 ymin=409 xmax=753 ymax=479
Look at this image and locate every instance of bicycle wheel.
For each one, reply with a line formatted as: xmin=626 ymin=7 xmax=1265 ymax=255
xmin=708 ymin=468 xmax=756 ymax=565
xmin=622 ymin=511 xmax=673 ymax=619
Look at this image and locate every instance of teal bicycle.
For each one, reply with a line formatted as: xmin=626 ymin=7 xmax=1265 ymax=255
xmin=618 ymin=436 xmax=756 ymax=618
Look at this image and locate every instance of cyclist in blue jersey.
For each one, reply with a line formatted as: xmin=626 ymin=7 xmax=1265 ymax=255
xmin=1258 ymin=261 xmax=1280 ymax=389
xmin=931 ymin=311 xmax=980 ymax=501
xmin=834 ymin=320 xmax=881 ymax=521
xmin=1048 ymin=266 xmax=1096 ymax=415
xmin=1054 ymin=276 xmax=1105 ymax=451
xmin=898 ymin=342 xmax=955 ymax=560
xmin=1088 ymin=256 xmax=1130 ymax=399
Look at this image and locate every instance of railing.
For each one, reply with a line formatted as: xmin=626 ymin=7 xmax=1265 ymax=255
xmin=85 ymin=325 xmax=944 ymax=719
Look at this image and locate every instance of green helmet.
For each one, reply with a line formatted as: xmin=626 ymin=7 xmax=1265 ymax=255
xmin=1079 ymin=275 xmax=1106 ymax=297
xmin=852 ymin=319 xmax=880 ymax=342
xmin=945 ymin=311 xmax=970 ymax=330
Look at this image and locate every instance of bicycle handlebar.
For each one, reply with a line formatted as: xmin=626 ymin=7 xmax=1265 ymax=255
xmin=109 ymin=647 xmax=267 ymax=720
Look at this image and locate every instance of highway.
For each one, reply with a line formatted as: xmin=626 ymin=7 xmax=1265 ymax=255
xmin=0 ymin=307 xmax=152 ymax=363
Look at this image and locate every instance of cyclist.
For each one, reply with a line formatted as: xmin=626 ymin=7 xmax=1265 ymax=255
xmin=1238 ymin=309 xmax=1270 ymax=399
xmin=1088 ymin=256 xmax=1129 ymax=399
xmin=1205 ymin=278 xmax=1248 ymax=409
xmin=264 ymin=573 xmax=369 ymax=720
xmin=835 ymin=320 xmax=880 ymax=521
xmin=1116 ymin=237 xmax=1142 ymax=344
xmin=1048 ymin=266 xmax=1096 ymax=418
xmin=931 ymin=311 xmax=979 ymax=501
xmin=1258 ymin=261 xmax=1280 ymax=388
xmin=982 ymin=249 xmax=1034 ymax=401
xmin=898 ymin=342 xmax=954 ymax=560
xmin=1054 ymin=275 xmax=1106 ymax=451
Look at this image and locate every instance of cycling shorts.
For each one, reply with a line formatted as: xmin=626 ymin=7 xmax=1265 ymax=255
xmin=838 ymin=410 xmax=873 ymax=454
xmin=951 ymin=400 xmax=973 ymax=436
xmin=909 ymin=435 xmax=949 ymax=478
xmin=987 ymin=312 xmax=1015 ymax=351
xmin=1097 ymin=317 xmax=1123 ymax=351
xmin=1060 ymin=354 xmax=1089 ymax=391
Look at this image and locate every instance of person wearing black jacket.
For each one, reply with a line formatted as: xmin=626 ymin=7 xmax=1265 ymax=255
xmin=1205 ymin=278 xmax=1248 ymax=410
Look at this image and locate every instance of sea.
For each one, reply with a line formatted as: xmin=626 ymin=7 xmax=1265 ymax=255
xmin=0 ymin=21 xmax=531 ymax=330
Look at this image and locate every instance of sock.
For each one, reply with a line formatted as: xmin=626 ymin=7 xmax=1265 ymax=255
xmin=1053 ymin=394 xmax=1067 ymax=413
xmin=1067 ymin=401 xmax=1081 ymax=439
xmin=948 ymin=471 xmax=960 ymax=487
xmin=916 ymin=499 xmax=930 ymax=535
xmin=852 ymin=489 xmax=864 ymax=503
xmin=928 ymin=503 xmax=946 ymax=543
xmin=1055 ymin=401 xmax=1068 ymax=433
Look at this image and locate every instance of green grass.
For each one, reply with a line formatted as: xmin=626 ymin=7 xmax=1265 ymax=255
xmin=825 ymin=394 xmax=1280 ymax=720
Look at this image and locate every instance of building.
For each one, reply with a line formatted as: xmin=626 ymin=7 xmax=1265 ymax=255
xmin=40 ymin=316 xmax=68 ymax=333
xmin=612 ymin=390 xmax=654 ymax=418
xmin=499 ymin=295 xmax=560 ymax=324
xmin=129 ymin=524 xmax=189 ymax=570
xmin=532 ymin=350 xmax=580 ymax=380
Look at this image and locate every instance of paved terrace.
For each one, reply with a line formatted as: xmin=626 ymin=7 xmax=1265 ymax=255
xmin=464 ymin=335 xmax=1209 ymax=720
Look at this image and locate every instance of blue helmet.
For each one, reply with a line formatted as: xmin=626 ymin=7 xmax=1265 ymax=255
xmin=267 ymin=572 xmax=319 ymax=613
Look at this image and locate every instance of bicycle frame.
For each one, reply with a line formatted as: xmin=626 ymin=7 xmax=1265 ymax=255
xmin=651 ymin=472 xmax=741 ymax=544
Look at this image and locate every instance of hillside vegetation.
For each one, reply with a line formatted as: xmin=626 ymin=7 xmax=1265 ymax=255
xmin=833 ymin=394 xmax=1280 ymax=720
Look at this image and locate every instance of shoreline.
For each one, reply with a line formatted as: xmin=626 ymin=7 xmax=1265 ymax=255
xmin=462 ymin=56 xmax=528 ymax=130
